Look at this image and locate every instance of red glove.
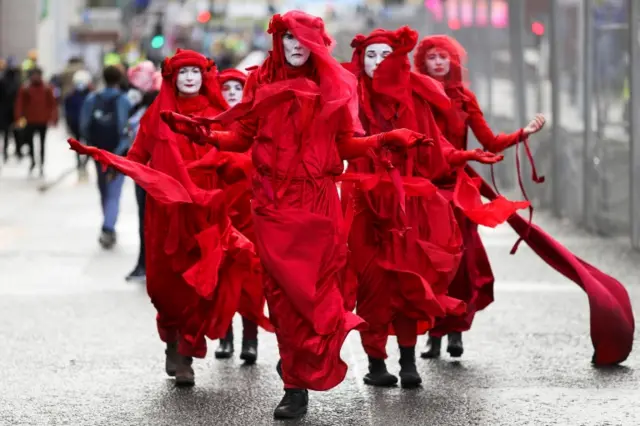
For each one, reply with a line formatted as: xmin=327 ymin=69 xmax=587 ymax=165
xmin=379 ymin=128 xmax=433 ymax=151
xmin=160 ymin=111 xmax=217 ymax=146
xmin=448 ymin=148 xmax=504 ymax=167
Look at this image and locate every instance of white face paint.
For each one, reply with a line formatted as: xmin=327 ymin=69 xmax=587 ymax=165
xmin=363 ymin=43 xmax=393 ymax=79
xmin=282 ymin=31 xmax=311 ymax=67
xmin=176 ymin=66 xmax=202 ymax=96
xmin=425 ymin=48 xmax=451 ymax=78
xmin=222 ymin=79 xmax=244 ymax=107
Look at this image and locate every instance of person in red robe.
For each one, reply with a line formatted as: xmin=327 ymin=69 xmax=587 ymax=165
xmin=68 ymin=49 xmax=271 ymax=386
xmin=162 ymin=11 xmax=433 ymax=419
xmin=412 ymin=35 xmax=545 ymax=359
xmin=414 ymin=34 xmax=634 ymax=366
xmin=342 ymin=27 xmax=528 ymax=388
xmin=209 ymin=68 xmax=261 ymax=363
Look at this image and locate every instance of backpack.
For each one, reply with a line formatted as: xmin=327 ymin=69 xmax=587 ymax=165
xmin=87 ymin=93 xmax=121 ymax=152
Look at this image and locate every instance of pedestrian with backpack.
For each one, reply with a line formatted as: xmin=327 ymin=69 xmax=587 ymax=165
xmin=80 ymin=66 xmax=131 ymax=249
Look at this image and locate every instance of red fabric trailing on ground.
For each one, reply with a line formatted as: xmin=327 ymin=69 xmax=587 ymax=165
xmin=470 ymin=168 xmax=634 ymax=365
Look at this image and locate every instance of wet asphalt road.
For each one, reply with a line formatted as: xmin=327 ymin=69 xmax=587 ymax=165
xmin=0 ymin=129 xmax=638 ymax=426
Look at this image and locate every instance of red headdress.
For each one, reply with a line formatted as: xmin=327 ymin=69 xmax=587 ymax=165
xmin=218 ymin=68 xmax=248 ymax=87
xmin=142 ymin=49 xmax=226 ymax=142
xmin=414 ymin=35 xmax=468 ymax=93
xmin=240 ymin=11 xmax=361 ymax=129
xmin=347 ymin=26 xmax=449 ymax=133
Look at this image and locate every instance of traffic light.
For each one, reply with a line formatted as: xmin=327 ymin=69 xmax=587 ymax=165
xmin=151 ymin=19 xmax=164 ymax=50
xmin=531 ymin=21 xmax=545 ymax=36
xmin=151 ymin=35 xmax=165 ymax=49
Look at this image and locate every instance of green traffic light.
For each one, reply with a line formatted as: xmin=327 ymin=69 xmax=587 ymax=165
xmin=151 ymin=35 xmax=165 ymax=49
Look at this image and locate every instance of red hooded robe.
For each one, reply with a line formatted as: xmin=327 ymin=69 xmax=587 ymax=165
xmin=186 ymin=12 xmax=368 ymax=391
xmin=415 ymin=35 xmax=634 ymax=365
xmin=342 ymin=27 xmax=528 ymax=358
xmin=68 ymin=50 xmax=272 ymax=358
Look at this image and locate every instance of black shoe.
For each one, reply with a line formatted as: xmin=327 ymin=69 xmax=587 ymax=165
xmin=125 ymin=265 xmax=146 ymax=282
xmin=276 ymin=359 xmax=283 ymax=379
xmin=447 ymin=332 xmax=464 ymax=358
xmin=273 ymin=389 xmax=309 ymax=420
xmin=240 ymin=339 xmax=258 ymax=364
xmin=99 ymin=230 xmax=116 ymax=250
xmin=215 ymin=330 xmax=234 ymax=359
xmin=363 ymin=356 xmax=398 ymax=387
xmin=421 ymin=335 xmax=442 ymax=359
xmin=399 ymin=346 xmax=422 ymax=388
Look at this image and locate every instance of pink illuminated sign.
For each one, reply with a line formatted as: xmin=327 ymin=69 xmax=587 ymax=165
xmin=424 ymin=0 xmax=509 ymax=29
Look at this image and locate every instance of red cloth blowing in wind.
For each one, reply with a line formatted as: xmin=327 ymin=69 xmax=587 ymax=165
xmin=68 ymin=49 xmax=271 ymax=359
xmin=416 ymin=35 xmax=633 ymax=364
xmin=192 ymin=11 xmax=368 ymax=390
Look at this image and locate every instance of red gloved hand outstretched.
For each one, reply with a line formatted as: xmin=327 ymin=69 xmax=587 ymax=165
xmin=467 ymin=149 xmax=504 ymax=164
xmin=448 ymin=148 xmax=504 ymax=167
xmin=160 ymin=110 xmax=211 ymax=145
xmin=380 ymin=128 xmax=433 ymax=151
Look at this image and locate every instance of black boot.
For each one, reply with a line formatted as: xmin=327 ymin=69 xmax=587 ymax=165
xmin=215 ymin=329 xmax=234 ymax=359
xmin=240 ymin=339 xmax=258 ymax=364
xmin=447 ymin=332 xmax=464 ymax=358
xmin=273 ymin=389 xmax=309 ymax=419
xmin=174 ymin=355 xmax=195 ymax=387
xmin=399 ymin=346 xmax=422 ymax=388
xmin=421 ymin=335 xmax=442 ymax=359
xmin=165 ymin=342 xmax=178 ymax=377
xmin=276 ymin=359 xmax=283 ymax=379
xmin=363 ymin=356 xmax=398 ymax=387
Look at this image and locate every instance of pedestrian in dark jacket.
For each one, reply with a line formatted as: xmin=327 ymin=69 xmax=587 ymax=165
xmin=0 ymin=66 xmax=22 ymax=162
xmin=14 ymin=67 xmax=58 ymax=176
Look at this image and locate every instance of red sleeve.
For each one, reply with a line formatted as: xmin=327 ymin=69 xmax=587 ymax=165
xmin=465 ymin=89 xmax=523 ymax=153
xmin=126 ymin=130 xmax=151 ymax=164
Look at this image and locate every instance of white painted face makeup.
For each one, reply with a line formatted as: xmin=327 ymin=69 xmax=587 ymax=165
xmin=176 ymin=66 xmax=202 ymax=95
xmin=363 ymin=43 xmax=393 ymax=78
xmin=222 ymin=79 xmax=244 ymax=107
xmin=282 ymin=31 xmax=311 ymax=67
xmin=425 ymin=48 xmax=451 ymax=78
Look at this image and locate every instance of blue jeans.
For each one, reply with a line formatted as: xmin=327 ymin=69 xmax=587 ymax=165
xmin=95 ymin=160 xmax=125 ymax=233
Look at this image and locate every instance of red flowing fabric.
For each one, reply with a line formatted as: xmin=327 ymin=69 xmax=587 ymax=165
xmin=416 ymin=35 xmax=634 ymax=365
xmin=195 ymin=11 xmax=366 ymax=391
xmin=68 ymin=50 xmax=271 ymax=358
xmin=471 ymin=168 xmax=634 ymax=365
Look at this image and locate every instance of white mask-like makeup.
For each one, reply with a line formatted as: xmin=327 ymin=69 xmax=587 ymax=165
xmin=363 ymin=43 xmax=393 ymax=79
xmin=282 ymin=31 xmax=311 ymax=67
xmin=176 ymin=66 xmax=202 ymax=96
xmin=425 ymin=48 xmax=451 ymax=78
xmin=222 ymin=79 xmax=244 ymax=107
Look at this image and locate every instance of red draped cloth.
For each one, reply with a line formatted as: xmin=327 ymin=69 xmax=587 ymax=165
xmin=200 ymin=12 xmax=366 ymax=390
xmin=68 ymin=50 xmax=271 ymax=359
xmin=343 ymin=27 xmax=528 ymax=358
xmin=416 ymin=35 xmax=634 ymax=364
